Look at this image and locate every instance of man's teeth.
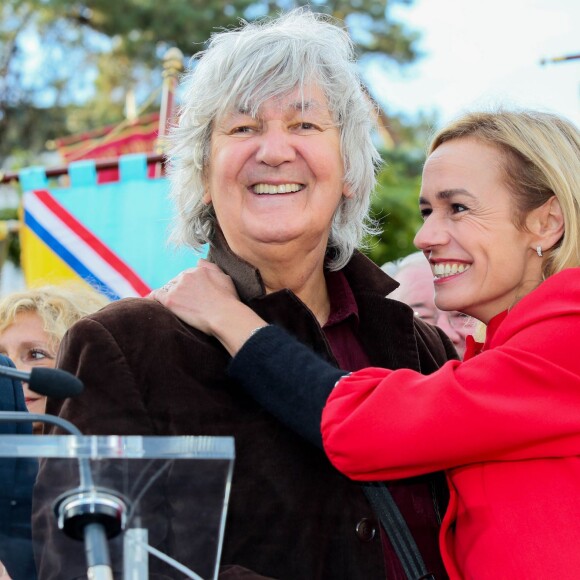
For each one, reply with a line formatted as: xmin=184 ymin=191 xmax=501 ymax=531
xmin=433 ymin=263 xmax=471 ymax=278
xmin=253 ymin=183 xmax=302 ymax=194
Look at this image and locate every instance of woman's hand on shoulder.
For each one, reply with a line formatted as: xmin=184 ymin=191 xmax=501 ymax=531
xmin=150 ymin=259 xmax=240 ymax=333
xmin=149 ymin=260 xmax=267 ymax=356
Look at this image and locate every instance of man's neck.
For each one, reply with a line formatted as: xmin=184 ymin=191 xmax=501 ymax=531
xmin=247 ymin=244 xmax=331 ymax=326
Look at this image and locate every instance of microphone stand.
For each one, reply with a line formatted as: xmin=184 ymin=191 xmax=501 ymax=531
xmin=1 ymin=408 xmax=206 ymax=578
xmin=0 ymin=412 xmax=129 ymax=580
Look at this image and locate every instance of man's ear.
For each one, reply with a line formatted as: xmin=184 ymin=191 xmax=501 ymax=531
xmin=342 ymin=182 xmax=355 ymax=199
xmin=202 ymin=167 xmax=212 ymax=205
xmin=528 ymin=196 xmax=564 ymax=252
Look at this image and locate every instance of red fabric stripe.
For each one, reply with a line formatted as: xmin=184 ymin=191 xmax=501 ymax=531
xmin=34 ymin=190 xmax=151 ymax=296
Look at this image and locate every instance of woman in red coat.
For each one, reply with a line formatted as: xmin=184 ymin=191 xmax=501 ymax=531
xmin=153 ymin=109 xmax=580 ymax=579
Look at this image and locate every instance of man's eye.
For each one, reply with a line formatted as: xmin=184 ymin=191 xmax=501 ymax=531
xmin=231 ymin=126 xmax=253 ymax=134
xmin=450 ymin=313 xmax=475 ymax=326
xmin=293 ymin=121 xmax=320 ymax=132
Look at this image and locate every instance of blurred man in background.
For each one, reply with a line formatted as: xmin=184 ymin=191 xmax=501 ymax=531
xmin=384 ymin=251 xmax=474 ymax=358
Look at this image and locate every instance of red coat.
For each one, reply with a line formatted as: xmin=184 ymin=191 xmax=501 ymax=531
xmin=322 ymin=268 xmax=580 ymax=579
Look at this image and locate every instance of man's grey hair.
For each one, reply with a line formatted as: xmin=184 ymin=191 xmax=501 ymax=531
xmin=167 ymin=8 xmax=382 ymax=270
xmin=382 ymin=250 xmax=429 ymax=278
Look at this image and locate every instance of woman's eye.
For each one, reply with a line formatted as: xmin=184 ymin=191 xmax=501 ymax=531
xmin=29 ymin=349 xmax=50 ymax=361
xmin=419 ymin=208 xmax=432 ymax=220
xmin=451 ymin=203 xmax=468 ymax=213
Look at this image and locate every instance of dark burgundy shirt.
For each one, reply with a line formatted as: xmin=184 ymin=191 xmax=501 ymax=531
xmin=322 ymin=270 xmax=372 ymax=372
xmin=323 ymin=270 xmax=447 ymax=580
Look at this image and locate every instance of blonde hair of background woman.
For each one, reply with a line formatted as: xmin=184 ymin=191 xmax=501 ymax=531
xmin=0 ymin=283 xmax=110 ymax=354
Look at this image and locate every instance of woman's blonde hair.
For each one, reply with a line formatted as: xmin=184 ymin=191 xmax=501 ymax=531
xmin=430 ymin=109 xmax=580 ymax=278
xmin=0 ymin=284 xmax=109 ymax=353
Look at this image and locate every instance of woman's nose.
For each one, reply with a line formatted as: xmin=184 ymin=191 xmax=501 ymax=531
xmin=414 ymin=215 xmax=450 ymax=250
xmin=255 ymin=126 xmax=296 ymax=167
xmin=13 ymin=360 xmax=31 ymax=374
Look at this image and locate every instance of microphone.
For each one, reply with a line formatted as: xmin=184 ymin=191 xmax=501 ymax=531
xmin=0 ymin=411 xmax=128 ymax=580
xmin=0 ymin=371 xmax=122 ymax=580
xmin=0 ymin=365 xmax=84 ymax=398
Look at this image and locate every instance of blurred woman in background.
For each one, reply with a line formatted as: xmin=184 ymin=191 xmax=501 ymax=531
xmin=0 ymin=284 xmax=108 ymax=428
xmin=0 ymin=283 xmax=108 ymax=580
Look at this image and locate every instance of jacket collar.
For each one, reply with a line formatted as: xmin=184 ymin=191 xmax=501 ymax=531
xmin=207 ymin=227 xmax=449 ymax=373
xmin=207 ymin=226 xmax=400 ymax=301
xmin=208 ymin=227 xmax=266 ymax=302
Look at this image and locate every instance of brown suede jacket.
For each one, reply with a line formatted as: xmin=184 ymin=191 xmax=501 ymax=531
xmin=35 ymin=231 xmax=456 ymax=580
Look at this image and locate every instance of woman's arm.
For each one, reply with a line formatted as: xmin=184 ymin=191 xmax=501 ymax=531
xmin=228 ymin=325 xmax=346 ymax=447
xmin=321 ymin=308 xmax=580 ymax=481
xmin=151 ymin=261 xmax=347 ymax=446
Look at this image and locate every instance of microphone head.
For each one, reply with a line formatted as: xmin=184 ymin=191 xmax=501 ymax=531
xmin=28 ymin=368 xmax=84 ymax=398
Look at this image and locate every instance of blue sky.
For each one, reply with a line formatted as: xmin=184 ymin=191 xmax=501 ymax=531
xmin=366 ymin=0 xmax=580 ymax=128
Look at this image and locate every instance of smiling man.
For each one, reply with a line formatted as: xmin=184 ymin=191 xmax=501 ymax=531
xmin=38 ymin=9 xmax=457 ymax=580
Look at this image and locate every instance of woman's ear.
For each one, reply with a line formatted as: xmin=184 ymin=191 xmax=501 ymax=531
xmin=528 ymin=196 xmax=564 ymax=252
xmin=202 ymin=190 xmax=212 ymax=205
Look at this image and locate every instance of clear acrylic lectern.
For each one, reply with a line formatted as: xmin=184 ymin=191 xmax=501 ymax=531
xmin=0 ymin=435 xmax=234 ymax=580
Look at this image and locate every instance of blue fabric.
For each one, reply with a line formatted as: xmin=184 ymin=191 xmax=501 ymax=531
xmin=18 ymin=166 xmax=48 ymax=193
xmin=48 ymin=174 xmax=207 ymax=291
xmin=119 ymin=153 xmax=148 ymax=181
xmin=68 ymin=160 xmax=98 ymax=187
xmin=0 ymin=355 xmax=38 ymax=579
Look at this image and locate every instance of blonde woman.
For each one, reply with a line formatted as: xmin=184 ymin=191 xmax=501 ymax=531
xmin=0 ymin=284 xmax=109 ymax=425
xmin=0 ymin=283 xmax=108 ymax=580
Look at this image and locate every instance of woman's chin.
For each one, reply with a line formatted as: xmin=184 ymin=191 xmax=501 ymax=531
xmin=26 ymin=397 xmax=47 ymax=417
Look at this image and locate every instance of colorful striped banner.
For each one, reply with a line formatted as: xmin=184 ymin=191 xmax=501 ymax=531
xmin=20 ymin=154 xmax=207 ymax=299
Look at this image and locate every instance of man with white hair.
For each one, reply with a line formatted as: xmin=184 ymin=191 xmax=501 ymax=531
xmin=38 ymin=10 xmax=456 ymax=579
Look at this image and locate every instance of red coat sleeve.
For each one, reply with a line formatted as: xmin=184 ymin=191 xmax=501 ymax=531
xmin=321 ymin=286 xmax=580 ymax=481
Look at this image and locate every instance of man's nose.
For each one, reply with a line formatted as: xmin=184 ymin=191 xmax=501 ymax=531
xmin=435 ymin=312 xmax=461 ymax=343
xmin=255 ymin=125 xmax=296 ymax=167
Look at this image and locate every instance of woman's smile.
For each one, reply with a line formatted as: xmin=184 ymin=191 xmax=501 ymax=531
xmin=431 ymin=261 xmax=472 ymax=282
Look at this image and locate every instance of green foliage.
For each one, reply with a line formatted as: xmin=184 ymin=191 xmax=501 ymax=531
xmin=0 ymin=207 xmax=21 ymax=265
xmin=361 ymin=110 xmax=441 ymax=266
xmin=362 ymin=148 xmax=425 ymax=266
xmin=0 ymin=0 xmax=422 ymax=166
xmin=1 ymin=105 xmax=72 ymax=167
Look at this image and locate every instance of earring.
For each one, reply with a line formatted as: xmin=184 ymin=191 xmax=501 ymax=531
xmin=536 ymin=245 xmax=543 ymax=257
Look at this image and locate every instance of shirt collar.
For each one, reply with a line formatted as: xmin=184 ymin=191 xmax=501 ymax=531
xmin=324 ymin=270 xmax=359 ymax=328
